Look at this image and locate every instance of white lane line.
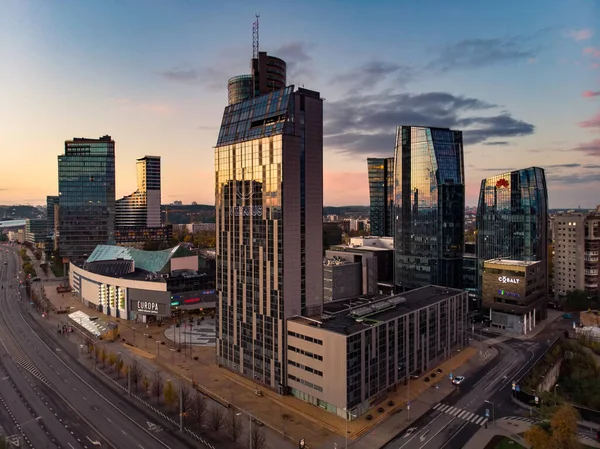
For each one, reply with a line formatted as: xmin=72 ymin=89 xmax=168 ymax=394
xmin=439 ymin=404 xmax=450 ymax=413
xmin=451 ymin=408 xmax=461 ymax=416
xmin=457 ymin=410 xmax=467 ymax=419
xmin=433 ymin=403 xmax=442 ymax=410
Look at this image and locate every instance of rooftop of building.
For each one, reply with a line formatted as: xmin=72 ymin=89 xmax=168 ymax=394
xmin=291 ymin=285 xmax=465 ymax=336
xmin=483 ymin=259 xmax=540 ymax=267
xmin=86 ymin=244 xmax=193 ymax=274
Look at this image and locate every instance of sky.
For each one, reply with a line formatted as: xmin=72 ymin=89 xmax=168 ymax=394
xmin=1 ymin=0 xmax=599 ymax=208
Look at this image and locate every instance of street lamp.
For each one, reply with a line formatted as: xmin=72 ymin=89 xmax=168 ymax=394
xmin=342 ymin=407 xmax=356 ymax=449
xmin=554 ymin=383 xmax=560 ymax=396
xmin=170 ymin=348 xmax=176 ymax=365
xmin=236 ymin=411 xmax=253 ymax=449
xmin=156 ymin=340 xmax=161 ymax=356
xmin=484 ymin=400 xmax=495 ymax=427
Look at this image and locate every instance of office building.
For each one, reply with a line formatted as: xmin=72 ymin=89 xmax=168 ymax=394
xmin=476 ymin=167 xmax=548 ymax=324
xmin=227 ymin=52 xmax=287 ymax=105
xmin=25 ymin=219 xmax=47 ymax=247
xmin=286 ymin=286 xmax=469 ymax=418
xmin=57 ymin=135 xmax=116 ymax=264
xmin=45 ymin=195 xmax=59 ymax=255
xmin=116 ymin=156 xmax=161 ymax=228
xmin=393 ymin=126 xmax=465 ymax=291
xmin=323 ymin=251 xmax=378 ymax=302
xmin=481 ymin=259 xmax=546 ymax=334
xmin=367 ymin=157 xmax=395 ymax=237
xmin=553 ymin=207 xmax=600 ymax=299
xmin=463 ymin=242 xmax=478 ymax=307
xmin=215 ymin=85 xmax=324 ymax=390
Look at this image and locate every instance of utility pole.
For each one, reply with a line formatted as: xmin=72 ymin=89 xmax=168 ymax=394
xmin=179 ymin=378 xmax=183 ymax=432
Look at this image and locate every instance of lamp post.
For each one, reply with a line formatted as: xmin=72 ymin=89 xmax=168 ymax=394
xmin=554 ymin=383 xmax=560 ymax=396
xmin=132 ymin=327 xmax=136 ymax=346
xmin=406 ymin=369 xmax=419 ymax=422
xmin=143 ymin=333 xmax=148 ymax=349
xmin=342 ymin=407 xmax=356 ymax=449
xmin=170 ymin=348 xmax=176 ymax=365
xmin=156 ymin=340 xmax=161 ymax=357
xmin=484 ymin=400 xmax=495 ymax=427
xmin=236 ymin=411 xmax=253 ymax=449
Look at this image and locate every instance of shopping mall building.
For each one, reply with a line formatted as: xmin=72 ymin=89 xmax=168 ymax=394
xmin=69 ymin=244 xmax=216 ymax=322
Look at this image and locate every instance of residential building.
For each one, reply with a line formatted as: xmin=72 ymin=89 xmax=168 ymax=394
xmin=553 ymin=207 xmax=600 ymax=299
xmin=476 ymin=167 xmax=548 ymax=322
xmin=367 ymin=157 xmax=395 ymax=237
xmin=481 ymin=259 xmax=546 ymax=334
xmin=25 ymin=219 xmax=47 ymax=247
xmin=57 ymin=135 xmax=116 ymax=264
xmin=394 ymin=126 xmax=465 ymax=291
xmin=116 ymin=156 xmax=161 ymax=228
xmin=215 ymin=85 xmax=324 ymax=391
xmin=286 ymin=286 xmax=469 ymax=418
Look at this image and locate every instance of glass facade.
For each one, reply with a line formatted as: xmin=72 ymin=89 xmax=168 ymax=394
xmin=116 ymin=156 xmax=161 ymax=228
xmin=58 ymin=136 xmax=116 ymax=261
xmin=476 ymin=167 xmax=549 ymax=299
xmin=394 ymin=126 xmax=465 ymax=291
xmin=228 ymin=74 xmax=254 ymax=106
xmin=215 ymin=86 xmax=323 ymax=390
xmin=367 ymin=157 xmax=394 ymax=237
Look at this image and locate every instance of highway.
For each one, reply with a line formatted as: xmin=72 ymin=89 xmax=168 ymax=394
xmin=383 ymin=328 xmax=553 ymax=449
xmin=0 ymin=245 xmax=205 ymax=448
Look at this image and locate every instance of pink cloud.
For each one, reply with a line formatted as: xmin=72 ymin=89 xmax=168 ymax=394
xmin=574 ymin=138 xmax=600 ymax=156
xmin=566 ymin=28 xmax=594 ymax=41
xmin=583 ymin=90 xmax=600 ymax=98
xmin=583 ymin=47 xmax=600 ymax=58
xmin=579 ymin=112 xmax=600 ymax=129
xmin=144 ymin=104 xmax=175 ymax=115
xmin=323 ymin=171 xmax=368 ymax=206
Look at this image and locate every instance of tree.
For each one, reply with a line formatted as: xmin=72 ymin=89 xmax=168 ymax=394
xmin=180 ymin=385 xmax=192 ymax=416
xmin=163 ymin=380 xmax=178 ymax=411
xmin=550 ymin=404 xmax=579 ymax=448
xmin=108 ymin=353 xmax=117 ymax=371
xmin=115 ymin=356 xmax=124 ymax=379
xmin=190 ymin=393 xmax=207 ymax=429
xmin=142 ymin=375 xmax=151 ymax=396
xmin=129 ymin=360 xmax=142 ymax=391
xmin=524 ymin=425 xmax=551 ymax=448
xmin=226 ymin=408 xmax=243 ymax=444
xmin=151 ymin=371 xmax=164 ymax=404
xmin=208 ymin=406 xmax=225 ymax=432
xmin=100 ymin=347 xmax=107 ymax=368
xmin=251 ymin=424 xmax=267 ymax=449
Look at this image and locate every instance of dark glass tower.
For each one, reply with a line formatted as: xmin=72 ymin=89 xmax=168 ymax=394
xmin=367 ymin=157 xmax=394 ymax=237
xmin=57 ymin=136 xmax=116 ymax=263
xmin=475 ymin=167 xmax=548 ymax=297
xmin=215 ymin=86 xmax=324 ymax=390
xmin=394 ymin=126 xmax=465 ymax=291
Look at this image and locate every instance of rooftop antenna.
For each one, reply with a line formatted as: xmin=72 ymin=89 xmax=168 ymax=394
xmin=252 ymin=14 xmax=260 ymax=59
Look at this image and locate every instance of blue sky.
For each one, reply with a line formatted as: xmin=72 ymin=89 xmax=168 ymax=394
xmin=1 ymin=0 xmax=599 ymax=207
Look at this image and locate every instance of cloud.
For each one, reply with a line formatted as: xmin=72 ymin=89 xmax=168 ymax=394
xmin=161 ymin=69 xmax=201 ymax=83
xmin=323 ymin=171 xmax=368 ymax=205
xmin=578 ymin=112 xmax=600 ymax=129
xmin=583 ymin=47 xmax=600 ymax=58
xmin=583 ymin=90 xmax=600 ymax=98
xmin=426 ymin=37 xmax=537 ymax=72
xmin=335 ymin=61 xmax=414 ymax=91
xmin=324 ymin=91 xmax=534 ymax=154
xmin=573 ymin=139 xmax=600 ymax=156
xmin=477 ymin=167 xmax=517 ymax=172
xmin=550 ymin=172 xmax=600 ymax=184
xmin=482 ymin=141 xmax=510 ymax=146
xmin=564 ymin=28 xmax=594 ymax=41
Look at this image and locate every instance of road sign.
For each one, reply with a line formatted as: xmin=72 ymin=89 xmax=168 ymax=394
xmin=512 ymin=382 xmax=516 ymax=390
xmin=485 ymin=409 xmax=490 ymax=417
xmin=449 ymin=373 xmax=453 ymax=380
xmin=6 ymin=434 xmax=19 ymax=447
xmin=299 ymin=438 xmax=306 ymax=449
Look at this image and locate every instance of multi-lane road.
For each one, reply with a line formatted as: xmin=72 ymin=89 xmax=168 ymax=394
xmin=0 ymin=245 xmax=207 ymax=448
xmin=384 ymin=327 xmax=554 ymax=449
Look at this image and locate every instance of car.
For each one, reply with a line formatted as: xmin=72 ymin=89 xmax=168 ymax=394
xmin=452 ymin=375 xmax=465 ymax=385
xmin=562 ymin=313 xmax=572 ymax=319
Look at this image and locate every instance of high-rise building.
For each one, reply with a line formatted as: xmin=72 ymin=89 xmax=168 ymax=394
xmin=227 ymin=52 xmax=287 ymax=105
xmin=215 ymin=85 xmax=324 ymax=390
xmin=57 ymin=135 xmax=116 ymax=263
xmin=393 ymin=126 xmax=465 ymax=291
xmin=367 ymin=157 xmax=394 ymax=237
xmin=553 ymin=207 xmax=600 ymax=299
xmin=116 ymin=156 xmax=161 ymax=228
xmin=46 ymin=195 xmax=59 ymax=236
xmin=25 ymin=219 xmax=47 ymax=247
xmin=476 ymin=167 xmax=549 ymax=318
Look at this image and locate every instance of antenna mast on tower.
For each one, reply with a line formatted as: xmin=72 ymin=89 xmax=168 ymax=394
xmin=252 ymin=14 xmax=260 ymax=59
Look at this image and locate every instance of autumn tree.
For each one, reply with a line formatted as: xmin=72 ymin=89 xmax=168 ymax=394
xmin=100 ymin=347 xmax=107 ymax=367
xmin=251 ymin=424 xmax=267 ymax=449
xmin=115 ymin=356 xmax=124 ymax=379
xmin=142 ymin=375 xmax=151 ymax=396
xmin=524 ymin=425 xmax=551 ymax=448
xmin=151 ymin=372 xmax=164 ymax=404
xmin=208 ymin=406 xmax=225 ymax=432
xmin=525 ymin=404 xmax=580 ymax=449
xmin=190 ymin=393 xmax=207 ymax=429
xmin=226 ymin=408 xmax=243 ymax=444
xmin=163 ymin=380 xmax=178 ymax=411
xmin=108 ymin=353 xmax=117 ymax=371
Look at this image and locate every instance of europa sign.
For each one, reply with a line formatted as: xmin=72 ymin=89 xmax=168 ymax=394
xmin=137 ymin=301 xmax=159 ymax=314
xmin=498 ymin=276 xmax=520 ymax=284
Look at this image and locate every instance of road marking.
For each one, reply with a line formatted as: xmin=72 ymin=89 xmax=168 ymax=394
xmin=68 ymin=444 xmax=74 ymax=449
xmin=121 ymin=430 xmax=127 ymax=435
xmin=106 ymin=417 xmax=112 ymax=423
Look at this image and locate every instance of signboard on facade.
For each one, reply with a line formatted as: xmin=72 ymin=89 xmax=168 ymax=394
xmin=229 ymin=206 xmax=263 ymax=217
xmin=137 ymin=301 xmax=159 ymax=314
xmin=498 ymin=276 xmax=520 ymax=284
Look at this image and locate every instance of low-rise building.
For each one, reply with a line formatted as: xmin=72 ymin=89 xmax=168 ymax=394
xmin=482 ymin=259 xmax=547 ymax=334
xmin=323 ymin=251 xmax=378 ymax=302
xmin=286 ymin=285 xmax=469 ymax=419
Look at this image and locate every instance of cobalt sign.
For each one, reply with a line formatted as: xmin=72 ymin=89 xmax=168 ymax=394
xmin=498 ymin=276 xmax=520 ymax=284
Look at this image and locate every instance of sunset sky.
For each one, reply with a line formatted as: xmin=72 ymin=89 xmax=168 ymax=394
xmin=1 ymin=0 xmax=599 ymax=208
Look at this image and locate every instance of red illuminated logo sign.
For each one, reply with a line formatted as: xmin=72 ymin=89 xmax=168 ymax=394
xmin=184 ymin=298 xmax=201 ymax=305
xmin=496 ymin=178 xmax=509 ymax=188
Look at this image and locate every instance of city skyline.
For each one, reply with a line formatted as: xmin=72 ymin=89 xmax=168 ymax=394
xmin=1 ymin=0 xmax=599 ymax=208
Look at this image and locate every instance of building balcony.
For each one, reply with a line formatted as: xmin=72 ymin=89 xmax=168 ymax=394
xmin=585 ymin=270 xmax=599 ymax=276
xmin=584 ymin=256 xmax=599 ymax=262
xmin=585 ymin=251 xmax=599 ymax=257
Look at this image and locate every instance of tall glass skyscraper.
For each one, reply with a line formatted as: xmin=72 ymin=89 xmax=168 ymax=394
xmin=58 ymin=136 xmax=116 ymax=262
xmin=394 ymin=126 xmax=465 ymax=291
xmin=215 ymin=85 xmax=324 ymax=391
xmin=367 ymin=157 xmax=394 ymax=237
xmin=476 ymin=167 xmax=548 ymax=296
xmin=116 ymin=156 xmax=161 ymax=228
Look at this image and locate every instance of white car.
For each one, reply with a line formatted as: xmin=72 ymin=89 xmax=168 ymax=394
xmin=452 ymin=376 xmax=465 ymax=385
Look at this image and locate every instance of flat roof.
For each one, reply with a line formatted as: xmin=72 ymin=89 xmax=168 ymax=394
xmin=292 ymin=285 xmax=465 ymax=336
xmin=484 ymin=259 xmax=540 ymax=267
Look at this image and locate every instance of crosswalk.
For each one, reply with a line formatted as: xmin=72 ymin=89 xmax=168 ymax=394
xmin=432 ymin=403 xmax=488 ymax=426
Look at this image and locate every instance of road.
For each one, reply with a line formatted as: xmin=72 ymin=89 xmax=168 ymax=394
xmin=383 ymin=326 xmax=554 ymax=449
xmin=0 ymin=245 xmax=206 ymax=448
